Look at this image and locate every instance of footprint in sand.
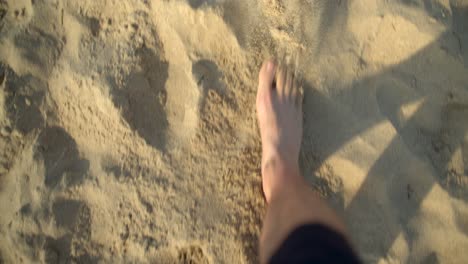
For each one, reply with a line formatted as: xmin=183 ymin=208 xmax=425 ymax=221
xmin=191 ymin=59 xmax=239 ymax=146
xmin=20 ymin=199 xmax=93 ymax=263
xmin=3 ymin=73 xmax=46 ymax=135
xmin=42 ymin=235 xmax=73 ymax=263
xmin=192 ymin=59 xmax=227 ymax=111
xmin=34 ymin=126 xmax=90 ymax=188
xmin=52 ymin=199 xmax=91 ymax=235
xmin=430 ymin=102 xmax=468 ymax=198
xmin=47 ymin=199 xmax=93 ymax=261
xmin=12 ymin=27 xmax=63 ymax=76
xmin=111 ymin=46 xmax=170 ymax=151
xmin=86 ymin=16 xmax=101 ymax=37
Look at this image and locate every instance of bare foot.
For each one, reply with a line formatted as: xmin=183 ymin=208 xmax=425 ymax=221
xmin=256 ymin=59 xmax=303 ymax=203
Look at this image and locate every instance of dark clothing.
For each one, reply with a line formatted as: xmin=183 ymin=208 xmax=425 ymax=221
xmin=269 ymin=224 xmax=362 ymax=264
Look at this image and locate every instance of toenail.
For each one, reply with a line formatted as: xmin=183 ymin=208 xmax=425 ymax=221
xmin=267 ymin=61 xmax=274 ymax=71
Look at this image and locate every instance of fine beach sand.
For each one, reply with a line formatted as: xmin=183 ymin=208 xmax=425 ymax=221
xmin=1 ymin=0 xmax=468 ymax=263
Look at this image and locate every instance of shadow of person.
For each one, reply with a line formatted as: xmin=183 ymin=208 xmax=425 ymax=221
xmin=300 ymin=23 xmax=468 ymax=260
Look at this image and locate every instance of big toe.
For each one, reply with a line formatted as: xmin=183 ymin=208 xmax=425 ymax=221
xmin=257 ymin=60 xmax=277 ymax=97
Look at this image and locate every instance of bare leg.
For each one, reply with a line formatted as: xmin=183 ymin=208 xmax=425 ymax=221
xmin=257 ymin=60 xmax=347 ymax=263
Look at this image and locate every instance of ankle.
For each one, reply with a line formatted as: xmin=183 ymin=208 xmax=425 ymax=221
xmin=262 ymin=155 xmax=303 ymax=202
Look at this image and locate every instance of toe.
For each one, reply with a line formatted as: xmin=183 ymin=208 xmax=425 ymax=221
xmin=276 ymin=63 xmax=287 ymax=98
xmin=285 ymin=68 xmax=294 ymax=100
xmin=258 ymin=59 xmax=277 ymax=91
xmin=290 ymin=73 xmax=297 ymax=100
xmin=292 ymin=75 xmax=303 ymax=108
xmin=257 ymin=60 xmax=277 ymax=102
xmin=297 ymin=85 xmax=304 ymax=111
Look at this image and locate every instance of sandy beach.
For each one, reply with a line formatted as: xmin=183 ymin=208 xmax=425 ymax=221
xmin=1 ymin=0 xmax=468 ymax=263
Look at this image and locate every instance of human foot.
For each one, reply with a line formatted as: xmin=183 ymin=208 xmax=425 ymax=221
xmin=256 ymin=59 xmax=303 ymax=203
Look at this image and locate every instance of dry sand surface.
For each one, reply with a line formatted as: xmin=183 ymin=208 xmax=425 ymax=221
xmin=0 ymin=0 xmax=468 ymax=263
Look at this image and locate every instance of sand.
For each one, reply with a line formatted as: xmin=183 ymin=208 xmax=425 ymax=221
xmin=0 ymin=0 xmax=467 ymax=263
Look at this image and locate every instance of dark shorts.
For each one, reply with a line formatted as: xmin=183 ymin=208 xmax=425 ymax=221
xmin=269 ymin=224 xmax=362 ymax=264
